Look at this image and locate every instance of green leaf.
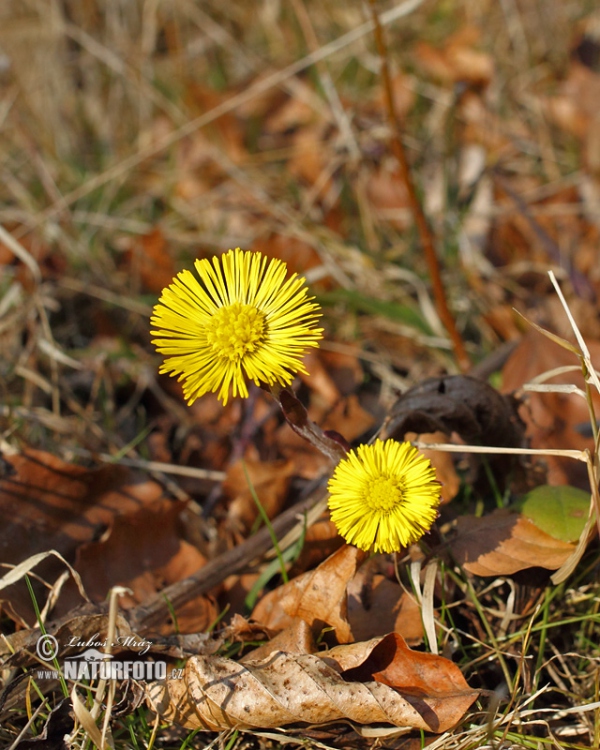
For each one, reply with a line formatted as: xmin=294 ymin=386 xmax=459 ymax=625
xmin=515 ymin=485 xmax=590 ymax=543
xmin=316 ymin=289 xmax=433 ymax=335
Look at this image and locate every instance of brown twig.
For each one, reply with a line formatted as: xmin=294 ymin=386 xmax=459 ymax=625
xmin=127 ymin=485 xmax=327 ymax=633
xmin=368 ymin=0 xmax=470 ymax=372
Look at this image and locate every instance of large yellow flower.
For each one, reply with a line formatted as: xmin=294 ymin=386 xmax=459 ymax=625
xmin=327 ymin=439 xmax=441 ymax=553
xmin=151 ymin=249 xmax=323 ymax=405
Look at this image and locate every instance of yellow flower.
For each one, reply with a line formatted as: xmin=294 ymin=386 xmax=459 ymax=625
xmin=327 ymin=439 xmax=441 ymax=553
xmin=151 ymin=248 xmax=323 ymax=405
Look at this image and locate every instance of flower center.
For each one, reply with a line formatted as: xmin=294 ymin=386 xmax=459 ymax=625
xmin=206 ymin=302 xmax=266 ymax=362
xmin=364 ymin=476 xmax=403 ymax=512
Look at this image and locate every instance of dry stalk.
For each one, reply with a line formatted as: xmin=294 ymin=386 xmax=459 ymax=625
xmin=367 ymin=0 xmax=471 ymax=372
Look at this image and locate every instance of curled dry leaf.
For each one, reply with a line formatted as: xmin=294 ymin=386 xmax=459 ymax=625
xmin=385 ymin=375 xmax=524 ymax=450
xmin=448 ymin=511 xmax=575 ymax=576
xmin=250 ymin=544 xmax=365 ymax=643
xmin=147 ymin=633 xmax=478 ymax=733
xmin=240 ymin=619 xmax=316 ymax=663
xmin=384 ymin=375 xmax=525 ymax=492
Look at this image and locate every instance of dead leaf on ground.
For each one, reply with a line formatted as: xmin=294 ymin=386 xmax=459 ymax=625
xmin=347 ymin=572 xmax=424 ymax=646
xmin=240 ymin=619 xmax=316 ymax=663
xmin=147 ymin=632 xmax=478 ymax=733
xmin=75 ymin=494 xmax=215 ymax=634
xmin=123 ymin=226 xmax=176 ymax=294
xmin=288 ymin=518 xmax=344 ymax=576
xmin=298 ymin=350 xmax=342 ymax=409
xmin=448 ymin=511 xmax=575 ymax=576
xmin=384 ymin=375 xmax=524 ymax=492
xmin=223 ymin=456 xmax=295 ymax=536
xmin=415 ymin=27 xmax=494 ymax=87
xmin=501 ymin=331 xmax=600 ymax=487
xmin=404 ymin=431 xmax=460 ymax=504
xmin=251 ymin=544 xmax=366 ymax=643
xmin=0 ymin=449 xmax=208 ymax=628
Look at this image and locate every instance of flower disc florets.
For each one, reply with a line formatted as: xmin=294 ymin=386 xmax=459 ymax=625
xmin=150 ymin=248 xmax=323 ymax=405
xmin=327 ymin=439 xmax=441 ymax=553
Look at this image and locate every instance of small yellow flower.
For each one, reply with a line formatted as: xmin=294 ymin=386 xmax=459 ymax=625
xmin=327 ymin=439 xmax=441 ymax=553
xmin=151 ymin=248 xmax=323 ymax=405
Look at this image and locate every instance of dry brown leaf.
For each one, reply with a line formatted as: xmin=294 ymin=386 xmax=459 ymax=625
xmin=448 ymin=511 xmax=575 ymax=576
xmin=289 ymin=518 xmax=344 ymax=576
xmin=223 ymin=457 xmax=295 ymax=535
xmin=298 ymin=350 xmax=341 ymax=409
xmin=348 ymin=573 xmax=424 ymax=646
xmin=392 ymin=590 xmax=425 ymax=646
xmin=404 ymin=431 xmax=460 ymax=504
xmin=502 ymin=331 xmax=600 ymax=487
xmin=241 ymin=619 xmax=316 ymax=663
xmin=124 ymin=226 xmax=175 ymax=294
xmin=75 ymin=494 xmax=214 ymax=634
xmin=334 ymin=632 xmax=479 ymax=729
xmin=322 ymin=394 xmax=376 ymax=445
xmin=415 ymin=27 xmax=494 ymax=86
xmin=365 ymin=166 xmax=411 ymax=230
xmin=147 ymin=632 xmax=478 ymax=733
xmin=0 ymin=449 xmax=207 ymax=627
xmin=251 ymin=545 xmax=365 ymax=643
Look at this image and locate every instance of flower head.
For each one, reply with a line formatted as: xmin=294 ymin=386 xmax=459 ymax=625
xmin=151 ymin=248 xmax=323 ymax=405
xmin=327 ymin=439 xmax=441 ymax=553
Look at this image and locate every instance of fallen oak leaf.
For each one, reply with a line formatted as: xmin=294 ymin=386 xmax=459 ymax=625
xmin=147 ymin=633 xmax=478 ymax=733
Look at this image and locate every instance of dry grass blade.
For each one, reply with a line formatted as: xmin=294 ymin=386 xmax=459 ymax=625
xmin=23 ymin=0 xmax=427 ymax=232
